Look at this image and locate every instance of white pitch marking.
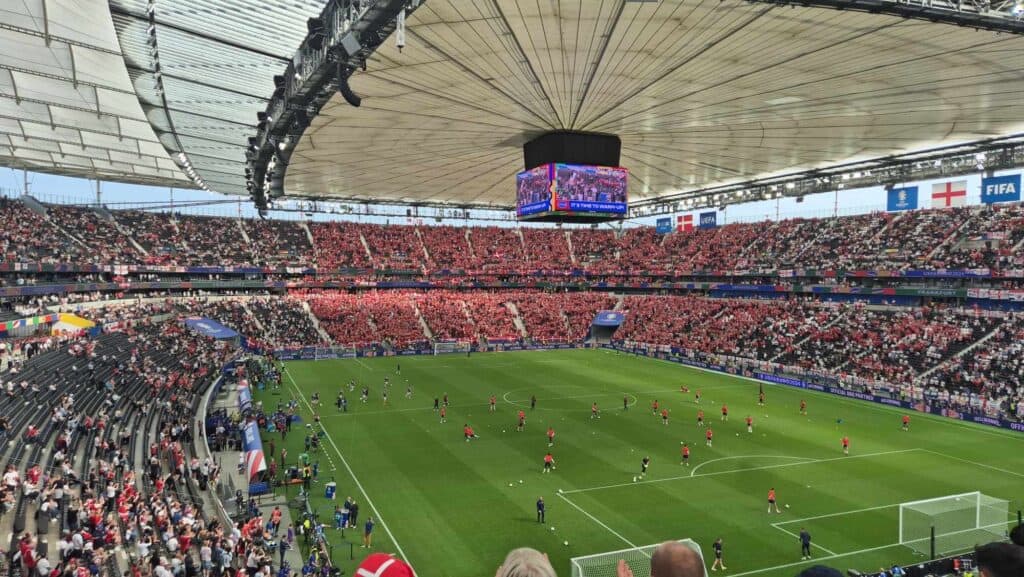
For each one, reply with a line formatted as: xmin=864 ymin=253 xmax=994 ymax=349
xmin=563 ymin=448 xmax=922 ymax=494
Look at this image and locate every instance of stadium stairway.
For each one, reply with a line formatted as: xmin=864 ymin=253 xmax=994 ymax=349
xmin=237 ymin=219 xmax=252 ymax=245
xmin=18 ymin=195 xmax=49 ymax=217
xmin=240 ymin=301 xmax=267 ymax=333
xmin=464 ymin=228 xmax=477 ymax=260
xmin=768 ymin=306 xmax=850 ymax=363
xmin=358 ymin=232 xmax=374 ymax=264
xmin=299 ymin=221 xmax=316 ymax=247
xmin=299 ymin=301 xmax=333 ymax=344
xmin=506 ymin=302 xmax=530 ymax=339
xmin=414 ymin=228 xmax=432 ymax=263
xmin=916 ymin=323 xmax=1006 ymax=381
xmin=412 ymin=303 xmax=434 ymax=340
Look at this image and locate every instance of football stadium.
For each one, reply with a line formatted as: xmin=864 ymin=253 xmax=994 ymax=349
xmin=0 ymin=1 xmax=1023 ymax=577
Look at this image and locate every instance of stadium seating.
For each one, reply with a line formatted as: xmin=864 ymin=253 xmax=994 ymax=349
xmin=243 ymin=218 xmax=314 ymax=267
xmin=2 ymin=199 xmax=1024 ymax=274
xmin=310 ymin=221 xmax=372 ymax=268
xmin=0 ymin=199 xmax=89 ymax=264
xmin=470 ymin=227 xmax=526 ymax=272
xmin=419 ymin=225 xmax=473 ymax=270
xmin=174 ymin=214 xmax=252 ymax=266
xmin=47 ymin=205 xmax=139 ymax=264
xmin=412 ymin=291 xmax=476 ymax=341
xmin=112 ymin=210 xmax=189 ymax=265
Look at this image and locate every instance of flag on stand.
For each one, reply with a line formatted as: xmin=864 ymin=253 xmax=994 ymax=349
xmin=931 ymin=181 xmax=967 ymax=208
xmin=676 ymin=214 xmax=693 ymax=232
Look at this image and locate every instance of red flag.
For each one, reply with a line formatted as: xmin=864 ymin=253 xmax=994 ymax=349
xmin=676 ymin=214 xmax=693 ymax=232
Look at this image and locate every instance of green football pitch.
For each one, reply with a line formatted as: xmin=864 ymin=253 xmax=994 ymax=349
xmin=254 ymin=349 xmax=1024 ymax=577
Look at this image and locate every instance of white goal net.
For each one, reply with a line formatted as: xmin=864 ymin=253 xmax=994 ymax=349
xmin=570 ymin=539 xmax=708 ymax=577
xmin=899 ymin=492 xmax=1009 ymax=556
xmin=433 ymin=341 xmax=471 ymax=355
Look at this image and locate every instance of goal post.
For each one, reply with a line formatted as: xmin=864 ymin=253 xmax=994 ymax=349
xmin=570 ymin=539 xmax=708 ymax=577
xmin=433 ymin=340 xmax=471 ymax=355
xmin=899 ymin=492 xmax=1010 ymax=557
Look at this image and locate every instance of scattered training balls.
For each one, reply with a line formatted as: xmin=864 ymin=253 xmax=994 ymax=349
xmin=508 ymin=483 xmax=514 ymax=487
xmin=735 ymin=433 xmax=739 ymax=436
xmin=519 ymin=480 xmax=523 ymax=484
xmin=550 ymin=526 xmax=555 ymax=531
xmin=785 ymin=504 xmax=790 ymax=508
xmin=563 ymin=541 xmax=569 ymax=546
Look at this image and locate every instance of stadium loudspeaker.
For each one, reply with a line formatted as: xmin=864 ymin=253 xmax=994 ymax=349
xmin=339 ymin=33 xmax=362 ymax=58
xmin=339 ymin=78 xmax=361 ymax=107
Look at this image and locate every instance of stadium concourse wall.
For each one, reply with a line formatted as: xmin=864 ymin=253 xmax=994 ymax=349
xmin=1 ymin=277 xmax=1024 ymax=312
xmin=270 ymin=341 xmax=584 ymax=360
xmin=604 ymin=344 xmax=1024 ymax=434
xmin=2 ymin=260 xmax=1022 ymax=279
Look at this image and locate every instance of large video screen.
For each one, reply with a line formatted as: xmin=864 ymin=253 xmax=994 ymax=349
xmin=553 ymin=164 xmax=628 ymax=214
xmin=516 ymin=164 xmax=554 ymax=217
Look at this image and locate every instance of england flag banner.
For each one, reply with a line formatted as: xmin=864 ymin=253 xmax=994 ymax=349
xmin=886 ymin=186 xmax=917 ymax=212
xmin=931 ymin=181 xmax=967 ymax=208
xmin=980 ymin=174 xmax=1021 ymax=205
xmin=242 ymin=421 xmax=267 ymax=481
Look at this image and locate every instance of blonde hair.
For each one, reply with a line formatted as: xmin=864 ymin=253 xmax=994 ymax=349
xmin=497 ymin=548 xmax=558 ymax=577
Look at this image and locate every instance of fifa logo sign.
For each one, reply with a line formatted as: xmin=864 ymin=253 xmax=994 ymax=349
xmin=984 ymin=183 xmax=1016 ymax=196
xmin=980 ymin=175 xmax=1021 ymax=205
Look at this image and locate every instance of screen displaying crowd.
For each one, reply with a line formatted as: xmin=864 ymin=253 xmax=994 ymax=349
xmin=554 ymin=164 xmax=628 ymax=205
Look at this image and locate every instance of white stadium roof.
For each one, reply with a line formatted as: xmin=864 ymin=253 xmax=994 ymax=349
xmin=0 ymin=0 xmax=189 ymax=188
xmin=284 ymin=0 xmax=1024 ymax=207
xmin=1 ymin=0 xmax=1023 ymax=207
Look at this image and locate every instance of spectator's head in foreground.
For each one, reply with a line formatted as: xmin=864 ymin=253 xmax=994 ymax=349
xmin=650 ymin=541 xmax=703 ymax=577
xmin=496 ymin=548 xmax=557 ymax=577
xmin=794 ymin=566 xmax=843 ymax=577
xmin=1009 ymin=523 xmax=1023 ymax=547
xmin=357 ymin=553 xmax=416 ymax=577
xmin=975 ymin=542 xmax=1024 ymax=577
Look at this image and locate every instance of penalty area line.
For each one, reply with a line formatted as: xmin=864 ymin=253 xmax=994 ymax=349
xmin=556 ymin=492 xmax=647 ymax=556
xmin=726 ymin=541 xmax=902 ymax=577
xmin=770 ymin=523 xmax=838 ymax=556
xmin=564 ymin=448 xmax=922 ymax=494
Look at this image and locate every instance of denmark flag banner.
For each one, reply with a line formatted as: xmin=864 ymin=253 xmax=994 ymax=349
xmin=676 ymin=214 xmax=693 ymax=232
xmin=931 ymin=181 xmax=967 ymax=208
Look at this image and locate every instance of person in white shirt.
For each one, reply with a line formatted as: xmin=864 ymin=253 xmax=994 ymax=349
xmin=35 ymin=555 xmax=50 ymax=577
xmin=3 ymin=465 xmax=20 ymax=490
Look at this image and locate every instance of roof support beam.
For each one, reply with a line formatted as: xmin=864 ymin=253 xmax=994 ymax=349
xmin=68 ymin=44 xmax=78 ymax=89
xmin=93 ymin=85 xmax=102 ymax=119
xmin=107 ymin=5 xmax=292 ymax=63
xmin=745 ymin=0 xmax=1024 ymax=35
xmin=0 ymin=65 xmax=136 ymax=95
xmin=9 ymin=71 xmax=21 ymax=104
xmin=0 ymin=23 xmax=120 ymax=55
xmin=41 ymin=0 xmax=50 ymax=47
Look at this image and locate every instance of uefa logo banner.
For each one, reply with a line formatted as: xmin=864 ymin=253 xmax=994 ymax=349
xmin=699 ymin=211 xmax=717 ymax=229
xmin=886 ymin=186 xmax=918 ymax=212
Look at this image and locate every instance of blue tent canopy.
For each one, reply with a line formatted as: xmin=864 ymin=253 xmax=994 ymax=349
xmin=592 ymin=310 xmax=625 ymax=327
xmin=183 ymin=317 xmax=239 ymax=339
